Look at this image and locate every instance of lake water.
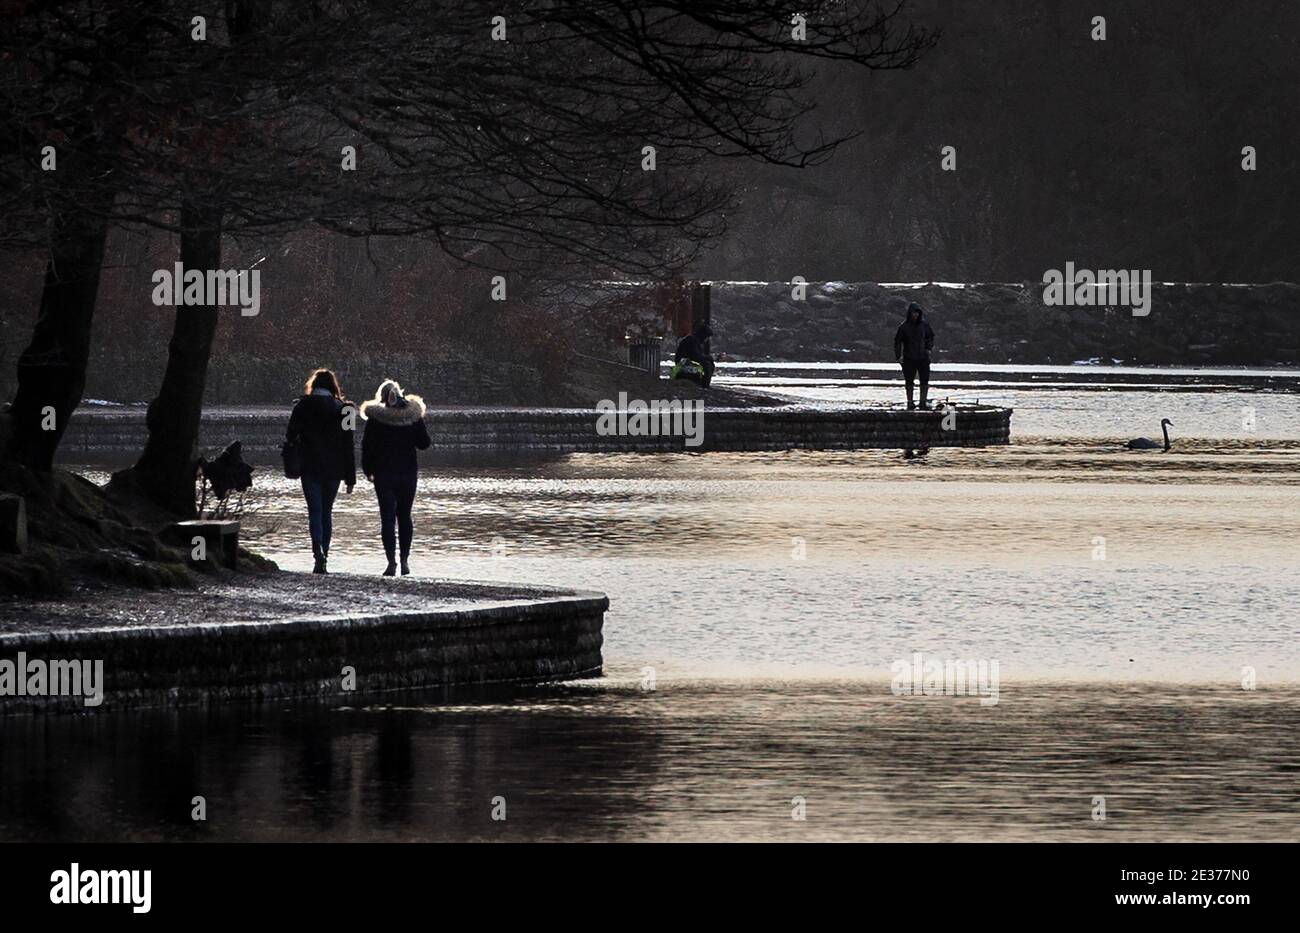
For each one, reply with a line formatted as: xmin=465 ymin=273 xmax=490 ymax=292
xmin=717 ymin=360 xmax=1300 ymax=439
xmin=5 ymin=364 xmax=1298 ymax=841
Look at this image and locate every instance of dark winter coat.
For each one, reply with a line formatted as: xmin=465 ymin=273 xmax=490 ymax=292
xmin=675 ymin=333 xmax=713 ymax=368
xmin=361 ymin=394 xmax=431 ymax=478
xmin=894 ymin=311 xmax=936 ymax=361
xmin=287 ymin=392 xmax=357 ymax=485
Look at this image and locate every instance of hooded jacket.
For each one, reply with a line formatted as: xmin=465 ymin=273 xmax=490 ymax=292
xmin=361 ymin=389 xmax=431 ymax=478
xmin=287 ymin=392 xmax=357 ymax=485
xmin=675 ymin=323 xmax=714 ymax=368
xmin=894 ymin=307 xmax=936 ymax=362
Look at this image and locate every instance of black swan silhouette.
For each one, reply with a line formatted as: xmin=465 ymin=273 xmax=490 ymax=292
xmin=1126 ymin=419 xmax=1173 ymax=451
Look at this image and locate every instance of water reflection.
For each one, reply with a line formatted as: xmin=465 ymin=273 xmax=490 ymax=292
xmin=3 ymin=679 xmax=1297 ymax=841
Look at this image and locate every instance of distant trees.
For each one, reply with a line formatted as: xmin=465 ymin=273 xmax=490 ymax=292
xmin=701 ymin=0 xmax=1300 ymax=284
xmin=1 ymin=1 xmax=935 ymax=511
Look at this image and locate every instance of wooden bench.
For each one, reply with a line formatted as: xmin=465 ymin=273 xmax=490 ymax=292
xmin=168 ymin=519 xmax=240 ymax=569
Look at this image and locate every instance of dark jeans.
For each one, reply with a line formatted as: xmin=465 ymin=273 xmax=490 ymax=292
xmin=374 ymin=472 xmax=417 ymax=562
xmin=901 ymin=358 xmax=930 ymax=405
xmin=301 ymin=475 xmax=341 ymax=552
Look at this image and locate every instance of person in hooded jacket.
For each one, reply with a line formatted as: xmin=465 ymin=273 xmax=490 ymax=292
xmin=893 ymin=302 xmax=936 ymax=409
xmin=673 ymin=322 xmax=715 ymax=387
xmin=287 ymin=368 xmax=357 ymax=573
xmin=360 ymin=379 xmax=431 ymax=576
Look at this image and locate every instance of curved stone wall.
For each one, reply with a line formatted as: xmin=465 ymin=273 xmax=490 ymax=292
xmin=61 ymin=405 xmax=1011 ymax=461
xmin=0 ymin=591 xmax=606 ymax=713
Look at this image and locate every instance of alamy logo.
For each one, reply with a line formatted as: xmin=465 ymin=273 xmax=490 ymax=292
xmin=50 ymin=863 xmax=151 ymax=913
xmin=151 ymin=262 xmax=261 ymax=316
xmin=890 ymin=652 xmax=1000 ymax=706
xmin=0 ymin=653 xmax=104 ymax=707
xmin=1042 ymin=262 xmax=1152 ymax=316
xmin=595 ymin=393 xmax=704 ymax=447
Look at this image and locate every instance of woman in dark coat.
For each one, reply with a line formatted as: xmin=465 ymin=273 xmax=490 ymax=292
xmin=360 ymin=379 xmax=431 ymax=576
xmin=286 ymin=368 xmax=357 ymax=573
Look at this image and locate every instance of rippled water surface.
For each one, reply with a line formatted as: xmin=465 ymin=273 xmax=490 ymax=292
xmin=235 ymin=441 xmax=1300 ymax=682
xmin=23 ymin=365 xmax=1300 ymax=841
xmin=719 ymin=360 xmax=1300 ymax=439
xmin=3 ymin=680 xmax=1297 ymax=841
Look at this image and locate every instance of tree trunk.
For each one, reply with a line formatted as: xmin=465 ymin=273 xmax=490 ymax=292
xmin=109 ymin=2 xmax=263 ymax=516
xmin=125 ymin=203 xmax=224 ymax=516
xmin=4 ymin=195 xmax=114 ymax=471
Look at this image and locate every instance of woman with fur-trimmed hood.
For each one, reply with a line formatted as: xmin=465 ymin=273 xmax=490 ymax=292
xmin=360 ymin=379 xmax=431 ymax=576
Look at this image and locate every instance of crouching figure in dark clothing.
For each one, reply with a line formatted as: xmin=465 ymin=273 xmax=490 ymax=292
xmin=287 ymin=368 xmax=357 ymax=574
xmin=361 ymin=379 xmax=431 ymax=576
xmin=672 ymin=322 xmax=716 ymax=388
xmin=894 ymin=302 xmax=936 ymax=410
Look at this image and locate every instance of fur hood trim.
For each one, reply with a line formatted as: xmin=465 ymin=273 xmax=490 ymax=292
xmin=360 ymin=392 xmax=426 ymax=425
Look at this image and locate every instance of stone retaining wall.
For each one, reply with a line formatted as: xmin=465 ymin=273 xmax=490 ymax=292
xmin=61 ymin=405 xmax=1011 ymax=462
xmin=711 ymin=282 xmax=1300 ymax=366
xmin=0 ymin=591 xmax=606 ymax=713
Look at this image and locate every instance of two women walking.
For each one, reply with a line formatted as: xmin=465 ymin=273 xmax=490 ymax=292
xmin=285 ymin=369 xmax=429 ymax=575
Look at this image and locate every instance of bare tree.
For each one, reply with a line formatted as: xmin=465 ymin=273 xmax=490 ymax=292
xmin=2 ymin=1 xmax=936 ymax=509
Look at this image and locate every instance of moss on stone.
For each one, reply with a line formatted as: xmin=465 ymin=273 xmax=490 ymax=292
xmin=0 ymin=459 xmax=277 ymax=597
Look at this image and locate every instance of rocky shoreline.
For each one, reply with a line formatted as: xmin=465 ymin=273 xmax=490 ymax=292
xmin=709 ymin=282 xmax=1300 ymax=366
